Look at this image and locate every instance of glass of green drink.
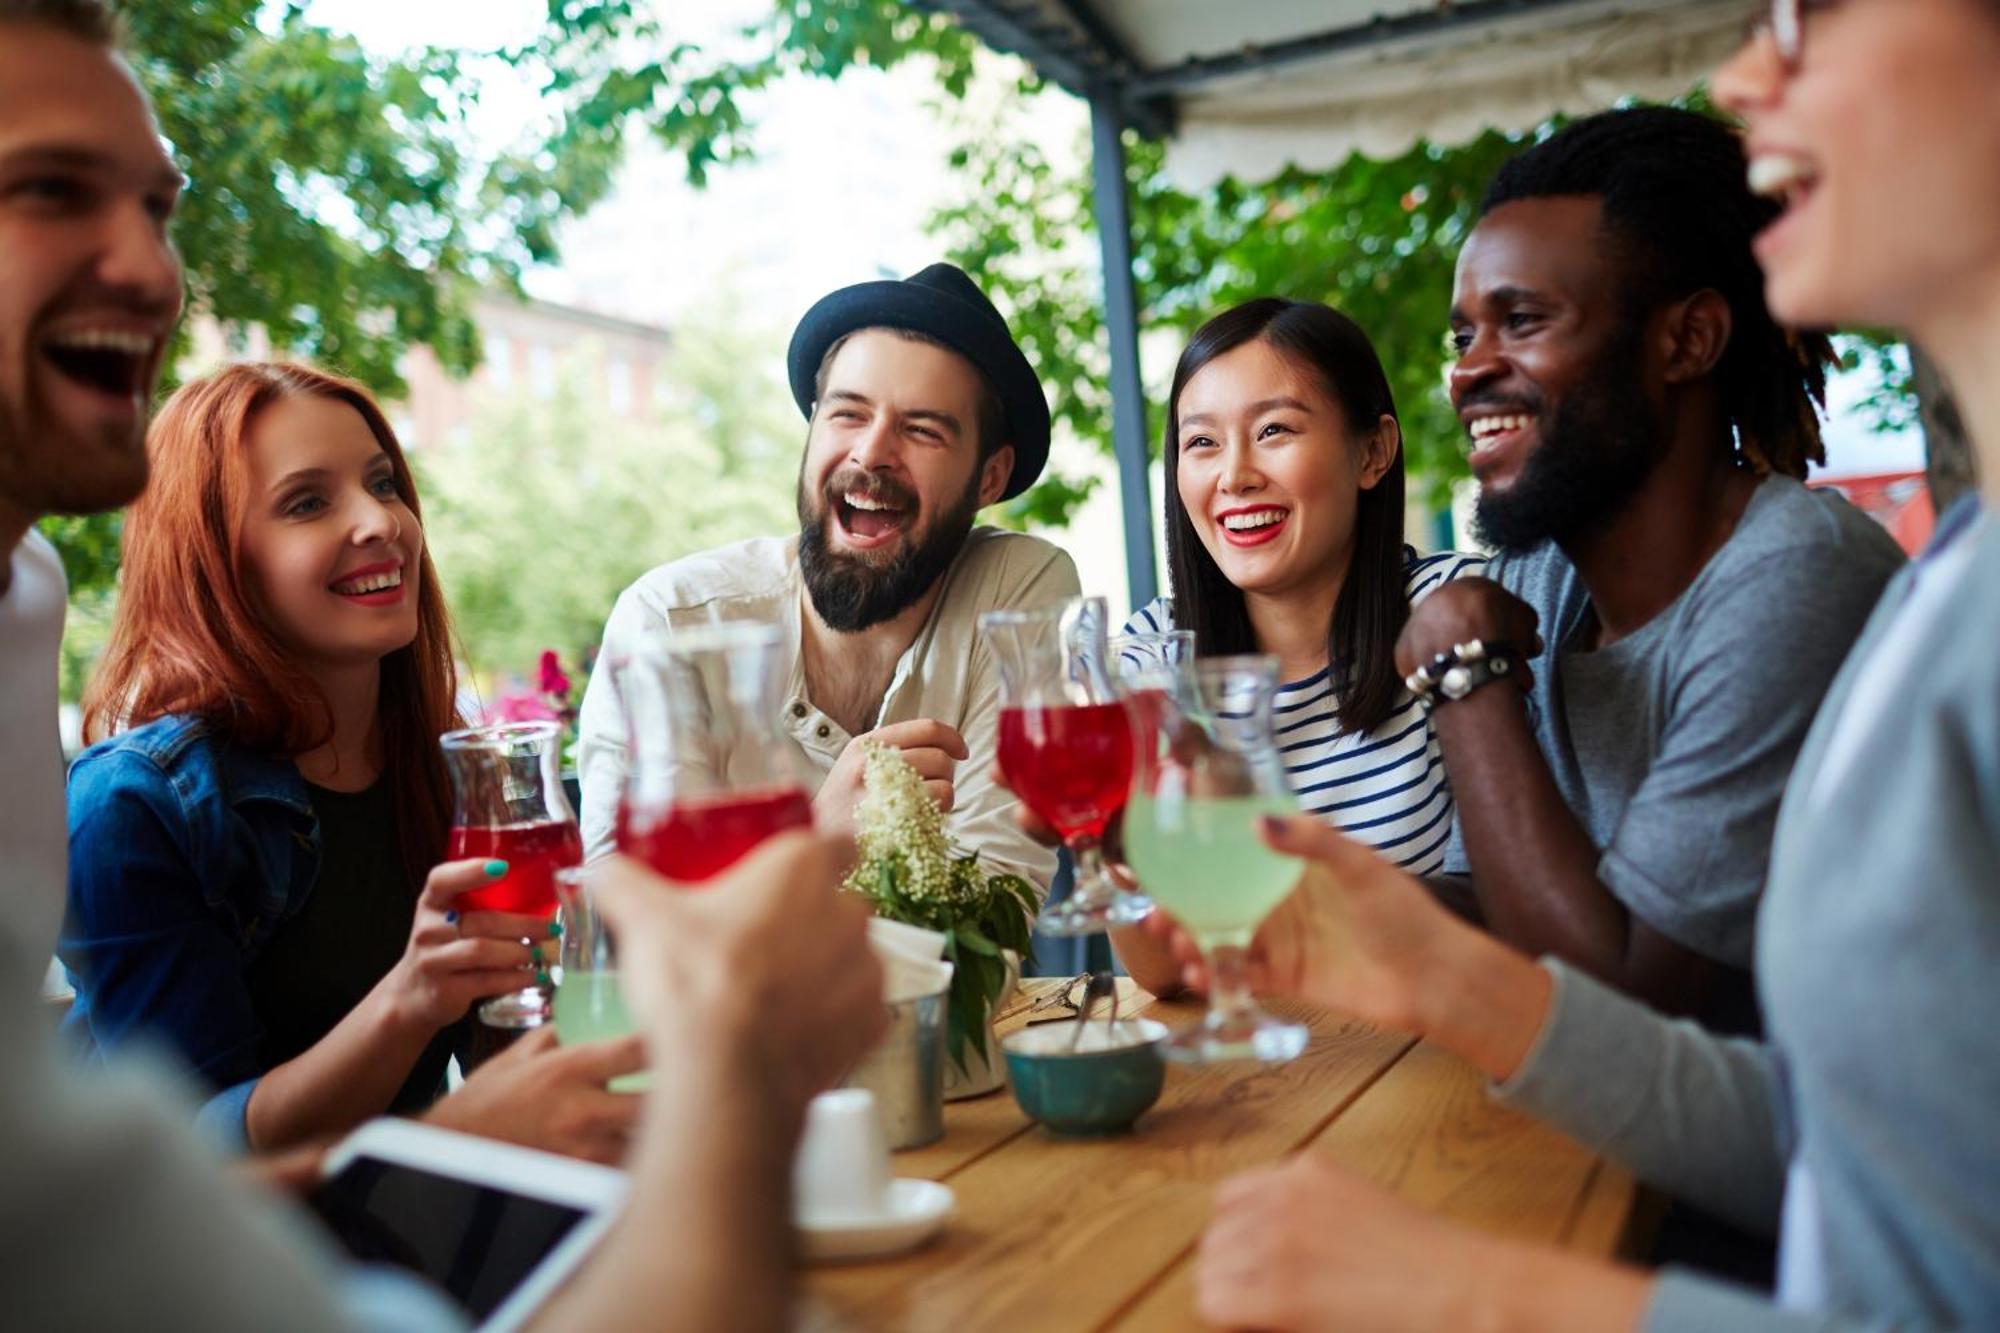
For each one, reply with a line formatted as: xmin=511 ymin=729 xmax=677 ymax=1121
xmin=1121 ymin=655 xmax=1308 ymax=1064
xmin=552 ymin=867 xmax=646 ymax=1091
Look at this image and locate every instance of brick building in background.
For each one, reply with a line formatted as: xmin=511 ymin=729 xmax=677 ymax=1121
xmin=395 ymin=293 xmax=673 ymax=448
xmin=187 ymin=291 xmax=674 ymax=451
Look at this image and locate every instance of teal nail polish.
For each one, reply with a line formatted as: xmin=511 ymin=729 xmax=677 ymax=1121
xmin=530 ymin=944 xmax=545 ymax=966
xmin=484 ymin=859 xmax=508 ymax=878
xmin=547 ymin=920 xmax=564 ymax=939
xmin=534 ymin=968 xmax=552 ymax=988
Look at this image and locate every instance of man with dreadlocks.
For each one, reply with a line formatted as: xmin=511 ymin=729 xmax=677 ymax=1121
xmin=1402 ymin=106 xmax=1905 ymax=1035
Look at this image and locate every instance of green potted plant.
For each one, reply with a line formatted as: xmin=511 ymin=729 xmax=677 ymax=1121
xmin=843 ymin=743 xmax=1038 ymax=1096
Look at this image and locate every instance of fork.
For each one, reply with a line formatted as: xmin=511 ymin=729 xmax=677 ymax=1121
xmin=1070 ymin=971 xmax=1119 ymax=1051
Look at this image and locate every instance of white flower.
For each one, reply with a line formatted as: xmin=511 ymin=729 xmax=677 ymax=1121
xmin=847 ymin=743 xmax=977 ymax=906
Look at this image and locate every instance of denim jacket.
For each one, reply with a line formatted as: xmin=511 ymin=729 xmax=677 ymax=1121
xmin=60 ymin=713 xmax=320 ymax=1148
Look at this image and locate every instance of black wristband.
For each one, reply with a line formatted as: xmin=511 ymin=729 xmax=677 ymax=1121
xmin=1404 ymin=638 xmax=1522 ymax=710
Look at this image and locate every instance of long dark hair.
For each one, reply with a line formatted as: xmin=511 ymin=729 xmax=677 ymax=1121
xmin=1163 ymin=298 xmax=1410 ymax=735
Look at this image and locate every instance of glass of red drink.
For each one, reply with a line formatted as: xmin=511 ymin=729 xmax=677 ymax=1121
xmin=1110 ymin=630 xmax=1196 ymax=775
xmin=614 ymin=621 xmax=813 ymax=886
xmin=981 ymin=597 xmax=1150 ymax=937
xmin=439 ymin=720 xmax=582 ymax=1028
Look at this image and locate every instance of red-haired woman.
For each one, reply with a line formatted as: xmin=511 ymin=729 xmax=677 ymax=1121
xmin=59 ymin=362 xmax=610 ymax=1153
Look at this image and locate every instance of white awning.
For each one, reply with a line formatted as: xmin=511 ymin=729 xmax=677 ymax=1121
xmin=924 ymin=0 xmax=1756 ymax=187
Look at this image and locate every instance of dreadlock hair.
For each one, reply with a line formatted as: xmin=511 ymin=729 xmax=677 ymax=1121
xmin=0 ymin=0 xmax=120 ymax=43
xmin=1482 ymin=105 xmax=1833 ymax=480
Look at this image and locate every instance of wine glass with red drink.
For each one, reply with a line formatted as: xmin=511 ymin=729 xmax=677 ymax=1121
xmin=439 ymin=720 xmax=582 ymax=1028
xmin=614 ymin=621 xmax=813 ymax=885
xmin=981 ymin=597 xmax=1151 ymax=936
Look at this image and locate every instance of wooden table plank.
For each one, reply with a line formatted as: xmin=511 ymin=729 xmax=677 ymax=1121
xmin=1110 ymin=1040 xmax=1642 ymax=1332
xmin=1310 ymin=1041 xmax=1610 ymax=1243
xmin=803 ymin=980 xmax=1642 ymax=1332
xmin=800 ymin=993 xmax=1415 ymax=1333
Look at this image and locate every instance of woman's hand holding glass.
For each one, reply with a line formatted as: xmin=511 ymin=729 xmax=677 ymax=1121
xmin=380 ymin=857 xmax=558 ymax=1033
xmin=1160 ymin=814 xmax=1556 ymax=1083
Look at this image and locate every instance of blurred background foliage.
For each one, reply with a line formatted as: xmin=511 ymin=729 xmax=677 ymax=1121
xmin=419 ymin=317 xmax=797 ymax=689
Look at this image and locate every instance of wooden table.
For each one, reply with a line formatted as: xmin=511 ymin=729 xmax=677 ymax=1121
xmin=799 ymin=978 xmax=1651 ymax=1332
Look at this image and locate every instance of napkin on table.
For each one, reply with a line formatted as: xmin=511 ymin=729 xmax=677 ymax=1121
xmin=867 ymin=917 xmax=953 ymax=1004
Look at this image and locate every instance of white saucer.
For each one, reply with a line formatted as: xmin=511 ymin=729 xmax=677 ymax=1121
xmin=797 ymin=1178 xmax=955 ymax=1263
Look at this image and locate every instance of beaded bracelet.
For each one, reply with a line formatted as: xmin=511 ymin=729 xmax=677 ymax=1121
xmin=1403 ymin=638 xmax=1523 ymax=710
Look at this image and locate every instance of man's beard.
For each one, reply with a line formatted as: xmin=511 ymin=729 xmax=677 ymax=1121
xmin=1472 ymin=327 xmax=1668 ymax=553
xmin=797 ymin=464 xmax=982 ymax=633
xmin=0 ymin=373 xmax=149 ymax=521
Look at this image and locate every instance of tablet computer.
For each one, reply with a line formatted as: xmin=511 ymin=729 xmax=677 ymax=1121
xmin=308 ymin=1119 xmax=627 ymax=1332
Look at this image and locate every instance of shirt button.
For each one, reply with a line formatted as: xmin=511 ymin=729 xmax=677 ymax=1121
xmin=815 ymin=724 xmax=831 ymax=739
xmin=790 ymin=702 xmax=808 ymax=719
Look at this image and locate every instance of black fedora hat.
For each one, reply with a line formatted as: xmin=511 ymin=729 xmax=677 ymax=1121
xmin=786 ymin=262 xmax=1050 ymax=501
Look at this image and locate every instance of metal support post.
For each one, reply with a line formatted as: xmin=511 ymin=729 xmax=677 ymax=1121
xmin=1088 ymin=89 xmax=1158 ymax=612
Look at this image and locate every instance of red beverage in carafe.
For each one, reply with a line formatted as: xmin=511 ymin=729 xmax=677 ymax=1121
xmin=998 ymin=703 xmax=1133 ymax=842
xmin=449 ymin=820 xmax=582 ymax=915
xmin=618 ymin=785 xmax=814 ymax=885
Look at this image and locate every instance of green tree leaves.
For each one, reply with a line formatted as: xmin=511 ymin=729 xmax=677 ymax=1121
xmin=926 ymin=86 xmax=1532 ymax=525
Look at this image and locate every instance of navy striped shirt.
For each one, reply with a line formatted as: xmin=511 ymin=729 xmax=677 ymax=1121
xmin=1124 ymin=549 xmax=1485 ymax=874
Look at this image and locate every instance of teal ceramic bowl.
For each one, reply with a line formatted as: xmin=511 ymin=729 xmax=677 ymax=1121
xmin=1002 ymin=1018 xmax=1169 ymax=1136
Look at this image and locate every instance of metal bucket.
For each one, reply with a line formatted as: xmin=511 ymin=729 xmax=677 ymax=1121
xmin=844 ymin=985 xmax=949 ymax=1149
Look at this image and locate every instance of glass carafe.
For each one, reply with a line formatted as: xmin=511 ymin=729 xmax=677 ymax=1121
xmin=981 ymin=597 xmax=1150 ymax=936
xmin=440 ymin=720 xmax=582 ymax=1028
xmin=615 ymin=621 xmax=812 ymax=885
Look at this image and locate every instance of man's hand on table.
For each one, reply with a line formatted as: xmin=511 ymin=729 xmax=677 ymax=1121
xmin=1158 ymin=816 xmax=1554 ymax=1084
xmin=814 ymin=719 xmax=969 ymax=831
xmin=1198 ymin=1152 xmax=1652 ymax=1331
xmin=424 ymin=1027 xmax=644 ymax=1165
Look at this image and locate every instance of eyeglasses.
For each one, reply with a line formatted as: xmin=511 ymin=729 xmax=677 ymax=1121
xmin=1749 ymin=0 xmax=1840 ymax=72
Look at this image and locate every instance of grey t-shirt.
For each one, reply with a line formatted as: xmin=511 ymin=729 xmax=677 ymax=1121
xmin=1497 ymin=504 xmax=2000 ymax=1331
xmin=1444 ymin=475 xmax=1905 ymax=970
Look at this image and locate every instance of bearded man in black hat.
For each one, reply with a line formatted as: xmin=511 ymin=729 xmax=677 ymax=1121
xmin=576 ymin=263 xmax=1080 ymax=893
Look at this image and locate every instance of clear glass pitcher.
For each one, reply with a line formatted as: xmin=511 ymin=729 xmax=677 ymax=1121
xmin=440 ymin=719 xmax=581 ymax=1028
xmin=1121 ymin=655 xmax=1309 ymax=1064
xmin=980 ymin=596 xmax=1150 ymax=937
xmin=614 ymin=621 xmax=812 ymax=885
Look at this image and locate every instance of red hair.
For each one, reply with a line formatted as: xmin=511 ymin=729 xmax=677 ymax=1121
xmin=85 ymin=362 xmax=464 ymax=885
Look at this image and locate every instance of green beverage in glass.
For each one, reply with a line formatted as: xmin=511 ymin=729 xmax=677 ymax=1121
xmin=553 ymin=868 xmax=648 ymax=1091
xmin=1122 ymin=656 xmax=1310 ymax=1064
xmin=553 ymin=969 xmax=647 ymax=1092
xmin=1123 ymin=791 xmax=1302 ymax=945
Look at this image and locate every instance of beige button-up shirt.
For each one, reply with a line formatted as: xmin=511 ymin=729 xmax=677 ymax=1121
xmin=575 ymin=526 xmax=1081 ymax=894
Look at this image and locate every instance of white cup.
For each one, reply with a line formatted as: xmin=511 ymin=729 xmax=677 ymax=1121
xmin=792 ymin=1088 xmax=893 ymax=1224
